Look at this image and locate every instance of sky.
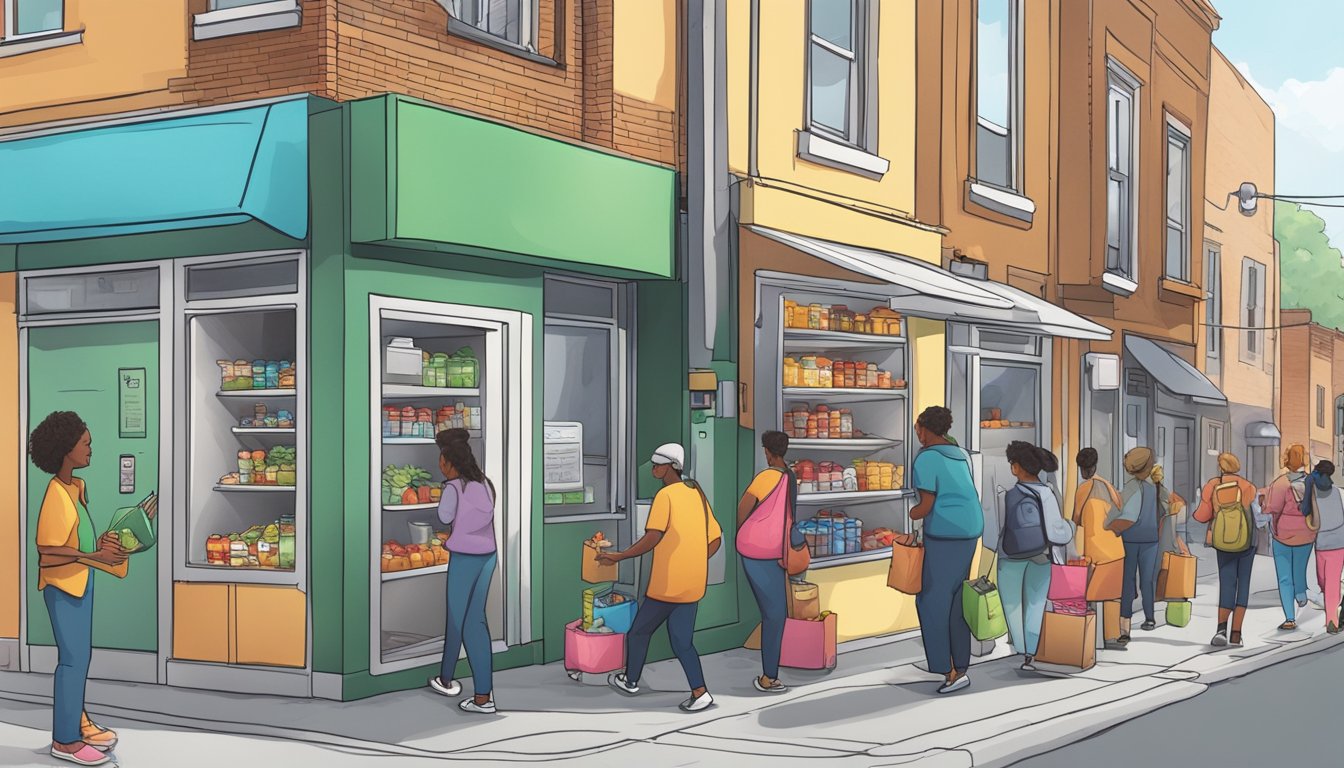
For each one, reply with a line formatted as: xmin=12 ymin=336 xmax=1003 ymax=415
xmin=1213 ymin=0 xmax=1344 ymax=242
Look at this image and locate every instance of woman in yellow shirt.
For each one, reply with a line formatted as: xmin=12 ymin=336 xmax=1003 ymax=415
xmin=31 ymin=411 xmax=131 ymax=766
xmin=1072 ymin=448 xmax=1126 ymax=649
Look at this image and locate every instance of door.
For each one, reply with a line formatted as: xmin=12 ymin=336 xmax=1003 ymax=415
xmin=947 ymin=350 xmax=984 ymax=533
xmin=1155 ymin=413 xmax=1195 ymax=545
xmin=26 ymin=322 xmax=160 ymax=658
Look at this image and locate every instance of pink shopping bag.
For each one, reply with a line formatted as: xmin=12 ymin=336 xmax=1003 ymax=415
xmin=1047 ymin=564 xmax=1088 ymax=602
xmin=564 ymin=620 xmax=625 ymax=674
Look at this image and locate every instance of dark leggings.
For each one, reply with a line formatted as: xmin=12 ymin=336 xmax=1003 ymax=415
xmin=742 ymin=557 xmax=787 ymax=680
xmin=916 ymin=536 xmax=978 ymax=676
xmin=1216 ymin=546 xmax=1257 ymax=610
xmin=625 ymin=598 xmax=705 ymax=689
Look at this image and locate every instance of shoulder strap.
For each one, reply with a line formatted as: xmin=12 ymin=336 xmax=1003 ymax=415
xmin=686 ymin=479 xmax=712 ymax=532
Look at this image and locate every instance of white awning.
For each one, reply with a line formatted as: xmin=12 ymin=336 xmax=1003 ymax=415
xmin=1125 ymin=336 xmax=1228 ymax=407
xmin=1246 ymin=421 xmax=1282 ymax=445
xmin=750 ymin=226 xmax=1113 ymax=341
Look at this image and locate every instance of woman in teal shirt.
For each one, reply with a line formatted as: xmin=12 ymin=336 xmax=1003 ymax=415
xmin=909 ymin=406 xmax=983 ymax=694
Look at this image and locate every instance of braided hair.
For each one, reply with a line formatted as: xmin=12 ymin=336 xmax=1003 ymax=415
xmin=436 ymin=428 xmax=487 ymax=485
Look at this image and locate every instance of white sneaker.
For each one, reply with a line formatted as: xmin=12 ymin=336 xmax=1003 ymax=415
xmin=458 ymin=698 xmax=497 ymax=715
xmin=752 ymin=677 xmax=788 ymax=693
xmin=428 ymin=676 xmax=462 ymax=697
xmin=679 ymin=691 xmax=715 ymax=711
xmin=937 ymin=674 xmax=971 ymax=694
xmin=1211 ymin=631 xmax=1228 ymax=647
xmin=608 ymin=673 xmax=640 ymax=695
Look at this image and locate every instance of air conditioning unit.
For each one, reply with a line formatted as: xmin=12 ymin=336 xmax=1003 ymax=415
xmin=1086 ymin=353 xmax=1120 ymax=391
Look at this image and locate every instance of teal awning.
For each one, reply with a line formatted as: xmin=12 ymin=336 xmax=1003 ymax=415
xmin=0 ymin=99 xmax=308 ymax=244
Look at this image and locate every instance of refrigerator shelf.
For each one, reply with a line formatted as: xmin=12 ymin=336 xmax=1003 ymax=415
xmin=383 ymin=432 xmax=481 ymax=445
xmin=214 ymin=485 xmax=297 ymax=493
xmin=786 ymin=437 xmax=902 ymax=451
xmin=383 ymin=502 xmax=439 ymax=511
xmin=232 ymin=427 xmax=297 ymax=436
xmin=796 ymin=489 xmax=913 ymax=505
xmin=806 ymin=547 xmax=895 ymax=569
xmin=217 ymin=388 xmax=297 ymax=398
xmin=381 ymin=564 xmax=447 ymax=582
xmin=382 ymin=384 xmax=480 ymax=400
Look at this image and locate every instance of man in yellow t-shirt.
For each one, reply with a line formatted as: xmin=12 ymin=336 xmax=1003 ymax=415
xmin=598 ymin=443 xmax=722 ymax=711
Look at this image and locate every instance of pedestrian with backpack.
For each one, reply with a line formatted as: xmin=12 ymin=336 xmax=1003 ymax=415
xmin=997 ymin=441 xmax=1072 ymax=672
xmin=1193 ymin=452 xmax=1261 ymax=647
xmin=736 ymin=430 xmax=809 ymax=693
xmin=1303 ymin=460 xmax=1344 ymax=634
xmin=1114 ymin=448 xmax=1163 ymax=645
xmin=1262 ymin=444 xmax=1314 ymax=630
xmin=1072 ymin=448 xmax=1126 ymax=649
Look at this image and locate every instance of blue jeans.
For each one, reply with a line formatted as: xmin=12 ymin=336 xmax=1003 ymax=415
xmin=1272 ymin=539 xmax=1313 ymax=621
xmin=1217 ymin=546 xmax=1257 ymax=610
xmin=440 ymin=552 xmax=496 ymax=695
xmin=44 ymin=582 xmax=93 ymax=745
xmin=997 ymin=558 xmax=1050 ymax=657
xmin=1121 ymin=541 xmax=1160 ymax=622
xmin=916 ymin=536 xmax=977 ymax=676
xmin=742 ymin=557 xmax=787 ymax=680
xmin=625 ymin=598 xmax=706 ymax=690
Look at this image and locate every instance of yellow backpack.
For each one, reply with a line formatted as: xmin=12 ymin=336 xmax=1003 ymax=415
xmin=1210 ymin=479 xmax=1251 ymax=553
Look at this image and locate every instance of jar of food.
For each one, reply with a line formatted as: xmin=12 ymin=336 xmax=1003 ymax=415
xmin=800 ymin=356 xmax=819 ymax=388
xmin=817 ymin=357 xmax=833 ymax=388
xmin=206 ymin=534 xmax=227 ymax=565
xmin=878 ymin=371 xmax=892 ymax=389
xmin=805 ymin=304 xmax=821 ymax=330
xmin=229 ymin=540 xmax=249 ymax=567
xmin=866 ymin=363 xmax=879 ymax=388
xmin=266 ymin=361 xmax=280 ymax=390
xmin=237 ymin=450 xmax=252 ymax=484
xmin=383 ymin=406 xmax=400 ymax=437
xmin=416 ymin=408 xmax=434 ymax=438
xmin=784 ymin=300 xmax=799 ymax=328
xmin=400 ymin=406 xmax=417 ymax=436
xmin=783 ymin=357 xmax=801 ymax=388
xmin=830 ymin=410 xmax=842 ymax=436
xmin=251 ymin=360 xmax=267 ymax=390
xmin=806 ymin=413 xmax=819 ymax=439
xmin=278 ymin=515 xmax=296 ymax=570
xmin=816 ymin=413 xmax=829 ymax=440
xmin=278 ymin=364 xmax=296 ymax=389
xmin=840 ymin=410 xmax=854 ymax=439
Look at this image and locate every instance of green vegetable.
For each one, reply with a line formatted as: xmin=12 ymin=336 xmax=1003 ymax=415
xmin=118 ymin=528 xmax=140 ymax=551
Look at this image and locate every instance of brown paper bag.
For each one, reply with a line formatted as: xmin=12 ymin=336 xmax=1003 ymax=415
xmin=582 ymin=542 xmax=618 ymax=583
xmin=788 ymin=581 xmax=821 ymax=620
xmin=1085 ymin=558 xmax=1124 ymax=601
xmin=1035 ymin=610 xmax=1096 ymax=670
xmin=1157 ymin=551 xmax=1197 ymax=599
xmin=887 ymin=533 xmax=924 ymax=594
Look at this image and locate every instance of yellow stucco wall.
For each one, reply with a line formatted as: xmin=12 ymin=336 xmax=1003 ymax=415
xmin=0 ymin=0 xmax=187 ymax=117
xmin=0 ymin=274 xmax=17 ymax=639
xmin=613 ymin=0 xmax=676 ymax=109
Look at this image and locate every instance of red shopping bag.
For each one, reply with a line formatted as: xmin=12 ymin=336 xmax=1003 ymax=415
xmin=1047 ymin=563 xmax=1088 ymax=602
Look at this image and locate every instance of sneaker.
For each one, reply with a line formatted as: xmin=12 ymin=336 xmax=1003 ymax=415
xmin=1278 ymin=621 xmax=1297 ymax=631
xmin=50 ymin=745 xmax=111 ymax=766
xmin=80 ymin=714 xmax=116 ymax=752
xmin=1211 ymin=631 xmax=1228 ymax=647
xmin=937 ymin=674 xmax=971 ymax=694
xmin=1103 ymin=640 xmax=1130 ymax=651
xmin=428 ymin=676 xmax=462 ymax=697
xmin=752 ymin=677 xmax=788 ymax=693
xmin=608 ymin=673 xmax=640 ymax=695
xmin=679 ymin=691 xmax=715 ymax=712
xmin=1297 ymin=594 xmax=1308 ymax=608
xmin=1140 ymin=621 xmax=1157 ymax=631
xmin=458 ymin=698 xmax=496 ymax=715
xmin=1020 ymin=657 xmax=1038 ymax=672
xmin=1116 ymin=634 xmax=1131 ymax=646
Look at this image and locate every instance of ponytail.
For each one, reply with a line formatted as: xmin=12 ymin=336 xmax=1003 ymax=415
xmin=437 ymin=428 xmax=487 ymax=485
xmin=1036 ymin=447 xmax=1059 ymax=475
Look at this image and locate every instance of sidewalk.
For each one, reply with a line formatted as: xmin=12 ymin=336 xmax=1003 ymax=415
xmin=0 ymin=551 xmax=1337 ymax=767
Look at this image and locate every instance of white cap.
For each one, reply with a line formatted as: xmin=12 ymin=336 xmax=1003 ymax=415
xmin=651 ymin=443 xmax=685 ymax=472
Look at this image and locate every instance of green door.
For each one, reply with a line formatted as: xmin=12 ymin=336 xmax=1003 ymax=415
xmin=26 ymin=321 xmax=159 ymax=652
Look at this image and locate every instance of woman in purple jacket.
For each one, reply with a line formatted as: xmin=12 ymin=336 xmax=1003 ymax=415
xmin=428 ymin=428 xmax=498 ymax=714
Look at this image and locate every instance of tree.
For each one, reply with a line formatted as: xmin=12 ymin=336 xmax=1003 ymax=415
xmin=1277 ymin=201 xmax=1344 ymax=332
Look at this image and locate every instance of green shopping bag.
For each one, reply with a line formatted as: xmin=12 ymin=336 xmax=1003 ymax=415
xmin=1165 ymin=599 xmax=1192 ymax=628
xmin=962 ymin=575 xmax=1008 ymax=641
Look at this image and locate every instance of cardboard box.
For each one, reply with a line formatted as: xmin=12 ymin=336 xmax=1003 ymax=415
xmin=1035 ymin=610 xmax=1096 ymax=671
xmin=780 ymin=613 xmax=837 ymax=670
xmin=582 ymin=542 xmax=618 ymax=583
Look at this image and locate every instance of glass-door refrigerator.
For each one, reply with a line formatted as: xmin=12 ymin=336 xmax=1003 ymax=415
xmin=369 ymin=297 xmax=515 ymax=675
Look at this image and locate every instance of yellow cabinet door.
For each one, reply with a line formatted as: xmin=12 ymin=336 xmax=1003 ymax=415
xmin=234 ymin=584 xmax=306 ymax=668
xmin=172 ymin=582 xmax=231 ymax=663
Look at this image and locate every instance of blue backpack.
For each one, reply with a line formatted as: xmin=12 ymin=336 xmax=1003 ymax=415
xmin=1001 ymin=485 xmax=1049 ymax=558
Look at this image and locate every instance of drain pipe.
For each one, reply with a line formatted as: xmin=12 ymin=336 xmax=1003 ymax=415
xmin=687 ymin=0 xmax=728 ymax=366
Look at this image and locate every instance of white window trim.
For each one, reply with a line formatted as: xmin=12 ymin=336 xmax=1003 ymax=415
xmin=968 ymin=180 xmax=1036 ymax=223
xmin=1105 ymin=59 xmax=1142 ymax=292
xmin=804 ymin=0 xmax=875 ymax=150
xmin=1204 ymin=241 xmax=1222 ymax=362
xmin=444 ymin=0 xmax=545 ymax=62
xmin=972 ymin=0 xmax=1025 ymax=193
xmin=193 ymin=0 xmax=302 ymax=42
xmin=1 ymin=0 xmax=82 ymax=57
xmin=1164 ymin=117 xmax=1193 ymax=283
xmin=797 ymin=129 xmax=888 ymax=179
xmin=1240 ymin=257 xmax=1266 ymax=364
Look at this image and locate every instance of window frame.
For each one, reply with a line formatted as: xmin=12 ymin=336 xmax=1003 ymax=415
xmin=973 ymin=0 xmax=1024 ymax=193
xmin=805 ymin=0 xmax=870 ymax=148
xmin=541 ymin=275 xmax=633 ymax=522
xmin=1240 ymin=257 xmax=1265 ymax=364
xmin=1319 ymin=385 xmax=1327 ymax=430
xmin=448 ymin=0 xmax=541 ymax=57
xmin=1105 ymin=60 xmax=1141 ymax=290
xmin=1204 ymin=242 xmax=1222 ymax=367
xmin=4 ymin=0 xmax=64 ymax=40
xmin=1164 ymin=118 xmax=1193 ymax=282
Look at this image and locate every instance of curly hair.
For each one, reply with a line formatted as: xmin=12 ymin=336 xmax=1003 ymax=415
xmin=916 ymin=406 xmax=954 ymax=437
xmin=761 ymin=430 xmax=790 ymax=459
xmin=1006 ymin=440 xmax=1059 ymax=477
xmin=437 ymin=428 xmax=487 ymax=485
xmin=29 ymin=411 xmax=87 ymax=475
xmin=1076 ymin=448 xmax=1099 ymax=472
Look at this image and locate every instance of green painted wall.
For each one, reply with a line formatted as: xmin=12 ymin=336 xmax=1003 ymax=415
xmin=26 ymin=321 xmax=159 ymax=652
xmin=349 ymin=96 xmax=676 ymax=279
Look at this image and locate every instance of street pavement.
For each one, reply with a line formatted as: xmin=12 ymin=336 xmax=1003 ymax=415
xmin=1018 ymin=634 xmax=1344 ymax=767
xmin=0 ymin=547 xmax=1337 ymax=767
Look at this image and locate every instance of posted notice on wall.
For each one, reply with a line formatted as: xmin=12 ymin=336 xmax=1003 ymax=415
xmin=118 ymin=368 xmax=147 ymax=439
xmin=543 ymin=421 xmax=584 ymax=492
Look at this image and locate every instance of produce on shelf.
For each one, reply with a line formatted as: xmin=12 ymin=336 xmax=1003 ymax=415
xmin=783 ymin=355 xmax=904 ymax=390
xmin=783 ymin=404 xmax=858 ymax=439
xmin=419 ymin=347 xmax=480 ymax=389
xmin=217 ymin=445 xmax=297 ymax=486
xmin=798 ymin=511 xmax=864 ymax=556
xmin=383 ymin=403 xmax=481 ymax=438
xmin=380 ymin=535 xmax=451 ymax=573
xmin=784 ymin=300 xmax=903 ymax=336
xmin=381 ymin=465 xmax=438 ymax=506
xmin=204 ymin=521 xmax=291 ymax=569
xmin=240 ymin=403 xmax=295 ymax=429
xmin=216 ymin=359 xmax=297 ymax=391
xmin=792 ymin=459 xmax=903 ymax=493
xmin=979 ymin=420 xmax=1037 ymax=429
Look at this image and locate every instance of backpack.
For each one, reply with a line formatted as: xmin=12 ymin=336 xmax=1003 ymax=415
xmin=1001 ymin=485 xmax=1049 ymax=558
xmin=1209 ymin=478 xmax=1252 ymax=553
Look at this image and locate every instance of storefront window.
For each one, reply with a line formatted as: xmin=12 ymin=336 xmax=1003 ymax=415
xmin=543 ymin=278 xmax=629 ymax=518
xmin=978 ymin=363 xmax=1041 ymax=542
xmin=1089 ymin=389 xmax=1119 ymax=482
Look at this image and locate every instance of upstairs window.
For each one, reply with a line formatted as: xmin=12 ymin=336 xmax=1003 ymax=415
xmin=9 ymin=0 xmax=63 ymax=36
xmin=1106 ymin=61 xmax=1140 ymax=285
xmin=808 ymin=0 xmax=868 ymax=146
xmin=975 ymin=0 xmax=1020 ymax=190
xmin=1204 ymin=242 xmax=1222 ymax=372
xmin=1165 ymin=121 xmax=1192 ymax=282
xmin=1240 ymin=258 xmax=1266 ymax=363
xmin=450 ymin=0 xmax=538 ymax=52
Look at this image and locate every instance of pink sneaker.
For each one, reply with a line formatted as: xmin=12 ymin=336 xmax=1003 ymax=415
xmin=50 ymin=743 xmax=111 ymax=765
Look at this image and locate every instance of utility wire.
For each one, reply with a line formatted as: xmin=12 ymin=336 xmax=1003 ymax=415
xmin=1276 ymin=199 xmax=1344 ymax=210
